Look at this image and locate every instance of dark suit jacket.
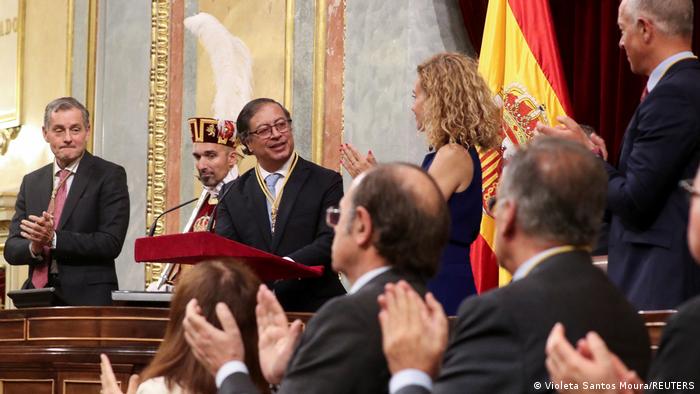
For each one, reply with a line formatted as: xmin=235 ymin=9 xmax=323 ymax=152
xmin=4 ymin=152 xmax=130 ymax=306
xmin=646 ymin=295 xmax=700 ymax=393
xmin=398 ymin=250 xmax=650 ymax=394
xmin=216 ymin=156 xmax=345 ymax=312
xmin=219 ymin=269 xmax=426 ymax=394
xmin=607 ymin=58 xmax=700 ymax=310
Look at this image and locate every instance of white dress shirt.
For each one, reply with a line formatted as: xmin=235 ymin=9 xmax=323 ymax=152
xmin=257 ymin=153 xmax=295 ymax=198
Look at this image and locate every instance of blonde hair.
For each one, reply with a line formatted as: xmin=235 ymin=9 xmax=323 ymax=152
xmin=417 ymin=52 xmax=501 ymax=150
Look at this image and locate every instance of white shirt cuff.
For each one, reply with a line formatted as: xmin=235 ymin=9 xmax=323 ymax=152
xmin=215 ymin=361 xmax=249 ymax=388
xmin=28 ymin=243 xmax=41 ymax=259
xmin=282 ymin=256 xmax=295 ymax=262
xmin=52 ymin=232 xmax=57 ymax=248
xmin=390 ymin=369 xmax=433 ymax=394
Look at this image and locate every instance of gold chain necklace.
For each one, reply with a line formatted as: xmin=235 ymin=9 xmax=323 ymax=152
xmin=255 ymin=152 xmax=299 ymax=232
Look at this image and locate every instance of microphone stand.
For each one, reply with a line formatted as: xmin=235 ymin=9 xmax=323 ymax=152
xmin=151 ymin=182 xmax=233 ymax=290
xmin=148 ymin=198 xmax=199 ymax=237
xmin=147 ymin=197 xmax=198 ymax=290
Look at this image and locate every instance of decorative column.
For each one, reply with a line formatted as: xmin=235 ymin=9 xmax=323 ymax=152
xmin=145 ymin=0 xmax=171 ymax=286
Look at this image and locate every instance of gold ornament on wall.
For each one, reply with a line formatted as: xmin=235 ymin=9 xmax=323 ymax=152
xmin=145 ymin=0 xmax=171 ymax=286
xmin=0 ymin=126 xmax=20 ymax=155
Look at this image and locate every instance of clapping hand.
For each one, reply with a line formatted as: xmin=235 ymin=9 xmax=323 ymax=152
xmin=545 ymin=323 xmax=642 ymax=394
xmin=100 ymin=353 xmax=140 ymax=394
xmin=340 ymin=143 xmax=377 ymax=178
xmin=378 ymin=281 xmax=448 ymax=378
xmin=183 ymin=299 xmax=246 ymax=376
xmin=256 ymin=284 xmax=304 ymax=384
xmin=536 ymin=116 xmax=608 ymax=160
xmin=20 ymin=211 xmax=54 ymax=255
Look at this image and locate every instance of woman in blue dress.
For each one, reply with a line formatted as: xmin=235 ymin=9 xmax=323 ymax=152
xmin=341 ymin=52 xmax=501 ymax=315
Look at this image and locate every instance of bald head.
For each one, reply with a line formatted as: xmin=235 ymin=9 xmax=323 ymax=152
xmin=349 ymin=163 xmax=449 ymax=278
xmin=499 ymin=137 xmax=608 ymax=247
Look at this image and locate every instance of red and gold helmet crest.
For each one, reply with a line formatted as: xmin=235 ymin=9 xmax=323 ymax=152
xmin=218 ymin=120 xmax=236 ymax=143
xmin=189 ymin=117 xmax=236 ymax=148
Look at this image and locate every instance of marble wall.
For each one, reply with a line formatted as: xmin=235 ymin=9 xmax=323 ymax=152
xmin=92 ymin=0 xmax=151 ymax=290
xmin=344 ymin=0 xmax=473 ymax=176
xmin=291 ymin=0 xmax=316 ymax=159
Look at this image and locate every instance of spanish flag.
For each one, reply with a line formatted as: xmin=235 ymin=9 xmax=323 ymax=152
xmin=471 ymin=0 xmax=573 ymax=290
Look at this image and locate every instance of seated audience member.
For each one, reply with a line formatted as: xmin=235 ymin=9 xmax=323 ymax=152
xmin=379 ymin=138 xmax=651 ymax=394
xmin=100 ymin=259 xmax=268 ymax=394
xmin=215 ymin=98 xmax=346 ymax=312
xmin=545 ymin=167 xmax=700 ymax=394
xmin=341 ymin=52 xmax=501 ymax=314
xmin=183 ymin=163 xmax=450 ymax=394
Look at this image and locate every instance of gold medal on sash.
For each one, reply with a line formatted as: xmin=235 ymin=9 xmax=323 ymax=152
xmin=192 ymin=215 xmax=211 ymax=232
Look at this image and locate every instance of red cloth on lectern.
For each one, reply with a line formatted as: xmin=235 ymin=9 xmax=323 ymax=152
xmin=135 ymin=232 xmax=323 ymax=282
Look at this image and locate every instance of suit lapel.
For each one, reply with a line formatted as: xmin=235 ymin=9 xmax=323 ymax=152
xmin=618 ymin=116 xmax=638 ymax=172
xmin=270 ymin=158 xmax=311 ymax=252
xmin=34 ymin=164 xmax=54 ymax=214
xmin=619 ymin=59 xmax=699 ymax=172
xmin=244 ymin=171 xmax=273 ymax=248
xmin=58 ymin=153 xmax=93 ymax=229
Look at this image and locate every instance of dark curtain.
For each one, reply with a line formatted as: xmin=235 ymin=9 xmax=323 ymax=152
xmin=459 ymin=0 xmax=700 ymax=165
xmin=459 ymin=0 xmax=489 ymax=55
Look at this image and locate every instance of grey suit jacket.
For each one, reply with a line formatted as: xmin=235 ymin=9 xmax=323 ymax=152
xmin=219 ymin=269 xmax=426 ymax=394
xmin=398 ymin=251 xmax=650 ymax=394
xmin=4 ymin=152 xmax=130 ymax=305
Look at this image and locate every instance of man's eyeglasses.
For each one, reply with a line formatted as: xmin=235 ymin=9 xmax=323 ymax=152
xmin=250 ymin=118 xmax=292 ymax=140
xmin=326 ymin=206 xmax=341 ymax=227
xmin=679 ymin=179 xmax=700 ymax=197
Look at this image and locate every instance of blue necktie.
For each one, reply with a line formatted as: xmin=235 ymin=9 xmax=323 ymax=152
xmin=265 ymin=173 xmax=282 ymax=230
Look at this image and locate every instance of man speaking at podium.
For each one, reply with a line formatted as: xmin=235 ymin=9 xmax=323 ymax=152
xmin=4 ymin=97 xmax=130 ymax=306
xmin=215 ymin=98 xmax=346 ymax=312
